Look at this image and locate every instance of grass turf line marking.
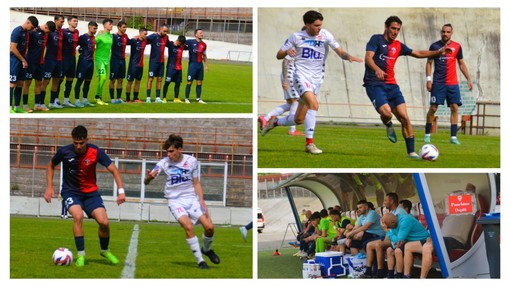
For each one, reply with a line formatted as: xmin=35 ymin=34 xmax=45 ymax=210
xmin=121 ymin=224 xmax=139 ymax=278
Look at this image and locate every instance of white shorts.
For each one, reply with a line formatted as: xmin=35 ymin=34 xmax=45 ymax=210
xmin=293 ymin=73 xmax=321 ymax=97
xmin=168 ymin=197 xmax=205 ymax=224
xmin=283 ymin=86 xmax=299 ymax=100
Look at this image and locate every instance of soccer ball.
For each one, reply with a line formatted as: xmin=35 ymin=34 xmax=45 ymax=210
xmin=419 ymin=144 xmax=439 ymax=161
xmin=52 ymin=247 xmax=73 ymax=266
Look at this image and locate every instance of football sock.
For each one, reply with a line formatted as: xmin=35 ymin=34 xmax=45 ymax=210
xmin=146 ymin=89 xmax=151 ymax=99
xmin=405 ymin=136 xmax=415 ymax=154
xmin=109 ymin=88 xmax=114 ymax=100
xmin=126 ymin=92 xmax=131 ymax=102
xmin=163 ymin=82 xmax=170 ymax=98
xmin=51 ymin=90 xmax=58 ymax=103
xmin=304 ymin=109 xmax=317 ymax=139
xmin=202 ymin=233 xmax=214 ymax=252
xmin=40 ymin=91 xmax=46 ymax=105
xmin=74 ymin=79 xmax=84 ymax=100
xmin=156 ymin=89 xmax=160 ymax=98
xmin=196 ymin=85 xmax=202 ymax=99
xmin=22 ymin=93 xmax=28 ymax=105
xmin=289 ymin=101 xmax=298 ymax=131
xmin=134 ymin=92 xmax=139 ymax=100
xmin=99 ymin=236 xmax=110 ymax=251
xmin=75 ymin=236 xmax=85 ymax=252
xmin=186 ymin=236 xmax=204 ymax=263
xmin=277 ymin=114 xmax=295 ymax=126
xmin=117 ymin=88 xmax=122 ymax=99
xmin=64 ymin=80 xmax=73 ymax=99
xmin=185 ymin=84 xmax=191 ymax=99
xmin=174 ymin=83 xmax=181 ymax=98
xmin=268 ymin=103 xmax=290 ymax=118
xmin=425 ymin=123 xmax=433 ymax=134
xmin=35 ymin=93 xmax=41 ymax=105
xmin=83 ymin=81 xmax=91 ymax=99
xmin=14 ymin=87 xmax=22 ymax=107
xmin=384 ymin=120 xmax=393 ymax=127
xmin=451 ymin=124 xmax=458 ymax=137
xmin=10 ymin=86 xmax=14 ymax=107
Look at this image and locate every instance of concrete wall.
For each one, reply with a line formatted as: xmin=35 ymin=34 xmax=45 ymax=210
xmin=258 ymin=8 xmax=500 ymax=127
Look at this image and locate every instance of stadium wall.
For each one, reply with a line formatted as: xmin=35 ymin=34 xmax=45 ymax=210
xmin=258 ymin=8 xmax=500 ymax=128
xmin=10 ymin=11 xmax=252 ymax=62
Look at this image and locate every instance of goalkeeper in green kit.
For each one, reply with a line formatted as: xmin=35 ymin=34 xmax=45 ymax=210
xmin=94 ymin=19 xmax=114 ymax=105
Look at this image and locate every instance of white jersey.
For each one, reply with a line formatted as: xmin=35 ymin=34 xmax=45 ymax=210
xmin=280 ymin=28 xmax=340 ymax=85
xmin=152 ymin=154 xmax=200 ymax=200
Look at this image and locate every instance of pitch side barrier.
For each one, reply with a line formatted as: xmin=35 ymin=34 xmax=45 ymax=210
xmin=271 ymin=173 xmax=499 ymax=278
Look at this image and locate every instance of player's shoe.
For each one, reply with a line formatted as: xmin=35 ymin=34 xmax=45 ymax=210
xmin=116 ymin=98 xmax=125 ymax=104
xmin=63 ymin=102 xmax=76 ymax=108
xmin=134 ymin=99 xmax=143 ymax=103
xmin=49 ymin=102 xmax=63 ymax=109
xmin=173 ymin=98 xmax=183 ymax=103
xmin=386 ymin=125 xmax=397 ymax=143
xmin=201 ymin=248 xmax=220 ymax=264
xmin=35 ymin=104 xmax=50 ymax=111
xmin=198 ymin=261 xmax=210 ymax=269
xmin=95 ymin=99 xmax=109 ymax=106
xmin=299 ymin=251 xmax=309 ymax=259
xmin=408 ymin=152 xmax=420 ymax=159
xmin=424 ymin=134 xmax=431 ymax=143
xmin=23 ymin=106 xmax=33 ymax=113
xmin=146 ymin=97 xmax=151 ymax=103
xmin=100 ymin=251 xmax=119 ymax=265
xmin=258 ymin=116 xmax=267 ymax=131
xmin=261 ymin=116 xmax=276 ymax=136
xmin=83 ymin=100 xmax=95 ymax=107
xmin=305 ymin=143 xmax=323 ymax=154
xmin=239 ymin=226 xmax=248 ymax=242
xmin=75 ymin=101 xmax=85 ymax=108
xmin=196 ymin=99 xmax=207 ymax=104
xmin=162 ymin=98 xmax=168 ymax=103
xmin=75 ymin=255 xmax=86 ymax=267
xmin=288 ymin=130 xmax=305 ymax=136
xmin=10 ymin=108 xmax=15 ymax=113
xmin=155 ymin=97 xmax=164 ymax=103
xmin=450 ymin=137 xmax=461 ymax=145
xmin=185 ymin=99 xmax=190 ymax=104
xmin=14 ymin=107 xmax=28 ymax=113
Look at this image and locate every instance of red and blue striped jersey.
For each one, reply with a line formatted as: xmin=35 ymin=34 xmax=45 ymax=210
xmin=128 ymin=38 xmax=147 ymax=67
xmin=429 ymin=40 xmax=463 ymax=85
xmin=186 ymin=39 xmax=207 ymax=63
xmin=111 ymin=33 xmax=129 ymax=60
xmin=26 ymin=26 xmax=48 ymax=65
xmin=166 ymin=41 xmax=184 ymax=70
xmin=45 ymin=28 xmax=63 ymax=61
xmin=10 ymin=25 xmax=29 ymax=58
xmin=77 ymin=33 xmax=95 ymax=61
xmin=62 ymin=28 xmax=79 ymax=57
xmin=364 ymin=34 xmax=412 ymax=86
xmin=147 ymin=33 xmax=168 ymax=63
xmin=51 ymin=143 xmax=112 ymax=194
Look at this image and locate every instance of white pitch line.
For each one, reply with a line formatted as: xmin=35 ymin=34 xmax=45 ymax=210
xmin=121 ymin=224 xmax=139 ymax=279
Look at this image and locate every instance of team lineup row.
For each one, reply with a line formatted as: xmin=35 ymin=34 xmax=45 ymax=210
xmin=259 ymin=10 xmax=473 ymax=157
xmin=9 ymin=15 xmax=209 ymax=113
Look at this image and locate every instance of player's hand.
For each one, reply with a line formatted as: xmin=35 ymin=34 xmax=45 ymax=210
xmin=441 ymin=45 xmax=452 ymax=55
xmin=349 ymin=56 xmax=363 ymax=63
xmin=376 ymin=69 xmax=386 ymax=81
xmin=117 ymin=193 xmax=126 ymax=205
xmin=200 ymin=200 xmax=209 ymax=217
xmin=22 ymin=60 xmax=28 ymax=69
xmin=286 ymin=49 xmax=297 ymax=57
xmin=426 ymin=81 xmax=432 ymax=92
xmin=282 ymin=81 xmax=289 ymax=90
xmin=44 ymin=187 xmax=54 ymax=203
xmin=467 ymin=80 xmax=473 ymax=91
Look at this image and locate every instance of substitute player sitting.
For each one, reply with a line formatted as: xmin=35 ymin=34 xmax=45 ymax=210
xmin=144 ymin=134 xmax=220 ymax=269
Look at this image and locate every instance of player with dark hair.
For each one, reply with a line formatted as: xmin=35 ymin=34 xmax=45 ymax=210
xmin=94 ymin=19 xmax=114 ymax=105
xmin=261 ymin=10 xmax=363 ymax=154
xmin=61 ymin=15 xmax=79 ymax=107
xmin=108 ymin=20 xmax=129 ymax=104
xmin=41 ymin=15 xmax=65 ymax=109
xmin=424 ymin=23 xmax=473 ymax=145
xmin=363 ymin=16 xmax=449 ymax=158
xmin=125 ymin=27 xmax=148 ymax=103
xmin=144 ymin=134 xmax=220 ymax=269
xmin=184 ymin=29 xmax=209 ymax=104
xmin=399 ymin=199 xmax=412 ymax=214
xmin=146 ymin=24 xmax=169 ymax=103
xmin=74 ymin=21 xmax=98 ymax=107
xmin=22 ymin=20 xmax=55 ymax=112
xmin=163 ymin=35 xmax=187 ymax=103
xmin=10 ymin=15 xmax=38 ymax=113
xmin=44 ymin=125 xmax=126 ymax=267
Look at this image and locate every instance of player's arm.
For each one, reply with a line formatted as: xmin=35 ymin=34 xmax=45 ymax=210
xmin=203 ymin=53 xmax=208 ymax=72
xmin=458 ymin=58 xmax=473 ymax=91
xmin=365 ymin=50 xmax=386 ymax=81
xmin=281 ymin=58 xmax=290 ymax=90
xmin=426 ymin=58 xmax=433 ymax=92
xmin=277 ymin=48 xmax=297 ymax=60
xmin=10 ymin=42 xmax=28 ymax=68
xmin=143 ymin=168 xmax=159 ymax=185
xmin=193 ymin=177 xmax=209 ymax=216
xmin=44 ymin=161 xmax=57 ymax=203
xmin=410 ymin=45 xmax=448 ymax=58
xmin=106 ymin=162 xmax=126 ymax=205
xmin=333 ymin=47 xmax=363 ymax=63
xmin=348 ymin=221 xmax=373 ymax=238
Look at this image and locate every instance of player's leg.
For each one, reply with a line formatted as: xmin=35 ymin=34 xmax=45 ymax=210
xmin=386 ymin=247 xmax=396 ymax=278
xmin=95 ymin=61 xmax=109 ymax=105
xmin=367 ymin=85 xmax=397 ymax=143
xmin=420 ymin=238 xmax=434 ymax=278
xmin=197 ymin=214 xmax=220 ymax=264
xmin=146 ymin=75 xmax=154 ymax=103
xmin=155 ymin=76 xmax=164 ymax=102
xmin=288 ymin=98 xmax=304 ymax=135
xmin=362 ymin=239 xmax=377 ymax=277
xmin=90 ymin=207 xmax=119 ymax=265
xmin=393 ymin=103 xmax=418 ymax=157
xmin=63 ymin=78 xmax=76 ymax=107
xmin=22 ymin=79 xmax=33 ymax=113
xmin=403 ymin=240 xmax=422 ymax=277
xmin=177 ymin=215 xmax=208 ymax=268
xmin=447 ymin=85 xmax=463 ymax=144
xmin=394 ymin=245 xmax=404 ymax=278
xmin=425 ymin=104 xmax=439 ymax=143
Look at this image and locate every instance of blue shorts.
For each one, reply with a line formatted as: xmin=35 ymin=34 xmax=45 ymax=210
xmin=76 ymin=58 xmax=94 ymax=80
xmin=365 ymin=84 xmax=405 ymax=111
xmin=62 ymin=190 xmax=105 ymax=218
xmin=10 ymin=55 xmax=26 ymax=82
xmin=350 ymin=232 xmax=385 ymax=250
xmin=62 ymin=55 xmax=76 ymax=78
xmin=430 ymin=83 xmax=462 ymax=107
xmin=127 ymin=64 xmax=144 ymax=81
xmin=109 ymin=58 xmax=126 ymax=80
xmin=165 ymin=68 xmax=182 ymax=83
xmin=43 ymin=58 xmax=63 ymax=79
xmin=187 ymin=62 xmax=204 ymax=81
xmin=148 ymin=61 xmax=165 ymax=78
xmin=25 ymin=61 xmax=45 ymax=81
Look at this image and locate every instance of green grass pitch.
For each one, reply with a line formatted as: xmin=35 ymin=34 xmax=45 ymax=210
xmin=10 ymin=216 xmax=252 ymax=278
xmin=24 ymin=58 xmax=252 ymax=114
xmin=258 ymin=124 xmax=500 ymax=168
